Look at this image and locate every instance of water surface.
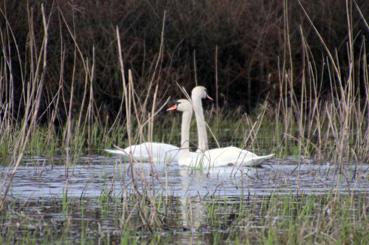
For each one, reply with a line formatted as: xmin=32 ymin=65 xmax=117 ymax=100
xmin=1 ymin=156 xmax=369 ymax=243
xmin=2 ymin=155 xmax=368 ymax=199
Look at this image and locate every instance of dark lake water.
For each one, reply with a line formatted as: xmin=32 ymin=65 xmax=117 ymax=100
xmin=1 ymin=156 xmax=368 ymax=243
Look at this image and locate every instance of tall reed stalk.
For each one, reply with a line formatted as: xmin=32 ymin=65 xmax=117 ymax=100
xmin=0 ymin=4 xmax=49 ymax=209
xmin=270 ymin=0 xmax=369 ymax=164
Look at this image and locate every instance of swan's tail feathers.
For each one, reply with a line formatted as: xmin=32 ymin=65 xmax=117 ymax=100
xmin=104 ymin=148 xmax=132 ymax=161
xmin=104 ymin=148 xmax=127 ymax=155
xmin=105 ymin=147 xmax=154 ymax=162
xmin=104 ymin=145 xmax=128 ymax=155
xmin=244 ymin=154 xmax=274 ymax=167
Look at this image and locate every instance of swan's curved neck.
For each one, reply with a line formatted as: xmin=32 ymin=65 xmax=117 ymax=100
xmin=192 ymin=95 xmax=208 ymax=151
xmin=177 ymin=109 xmax=193 ymax=165
xmin=180 ymin=110 xmax=192 ymax=150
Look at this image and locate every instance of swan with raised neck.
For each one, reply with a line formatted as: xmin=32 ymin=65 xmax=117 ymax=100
xmin=191 ymin=86 xmax=213 ymax=152
xmin=188 ymin=86 xmax=274 ymax=168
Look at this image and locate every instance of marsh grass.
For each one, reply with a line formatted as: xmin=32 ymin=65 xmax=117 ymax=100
xmin=0 ymin=193 xmax=368 ymax=244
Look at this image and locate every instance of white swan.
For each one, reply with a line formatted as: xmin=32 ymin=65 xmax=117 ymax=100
xmin=105 ymin=142 xmax=179 ymax=163
xmin=104 ymin=90 xmax=212 ymax=163
xmin=176 ymin=86 xmax=274 ymax=168
xmin=104 ymin=111 xmax=179 ymax=163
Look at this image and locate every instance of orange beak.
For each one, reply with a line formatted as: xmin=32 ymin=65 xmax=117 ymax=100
xmin=166 ymin=104 xmax=177 ymax=111
xmin=207 ymin=95 xmax=214 ymax=101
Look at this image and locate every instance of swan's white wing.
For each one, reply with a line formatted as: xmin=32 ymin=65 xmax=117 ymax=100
xmin=203 ymin=147 xmax=274 ymax=168
xmin=203 ymin=147 xmax=251 ymax=167
xmin=106 ymin=142 xmax=180 ymax=163
xmin=133 ymin=142 xmax=179 ymax=163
